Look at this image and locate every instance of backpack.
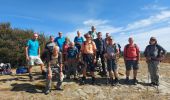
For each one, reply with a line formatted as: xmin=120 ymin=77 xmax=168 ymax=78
xmin=125 ymin=44 xmax=138 ymax=58
xmin=0 ymin=63 xmax=12 ymax=75
xmin=63 ymin=43 xmax=69 ymax=53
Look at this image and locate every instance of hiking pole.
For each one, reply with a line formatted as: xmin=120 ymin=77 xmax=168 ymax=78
xmin=147 ymin=69 xmax=149 ymax=93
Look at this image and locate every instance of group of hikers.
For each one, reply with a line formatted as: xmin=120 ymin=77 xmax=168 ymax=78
xmin=25 ymin=26 xmax=167 ymax=95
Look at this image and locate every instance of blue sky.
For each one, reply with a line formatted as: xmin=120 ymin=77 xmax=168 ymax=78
xmin=0 ymin=0 xmax=170 ymax=51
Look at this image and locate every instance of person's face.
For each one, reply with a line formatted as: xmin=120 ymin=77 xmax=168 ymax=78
xmin=77 ymin=31 xmax=80 ymax=36
xmin=86 ymin=36 xmax=91 ymax=41
xmin=98 ymin=33 xmax=102 ymax=39
xmin=59 ymin=33 xmax=62 ymax=37
xmin=150 ymin=39 xmax=156 ymax=45
xmin=128 ymin=38 xmax=134 ymax=44
xmin=53 ymin=47 xmax=59 ymax=56
xmin=91 ymin=27 xmax=96 ymax=31
xmin=50 ymin=37 xmax=54 ymax=42
xmin=106 ymin=33 xmax=109 ymax=38
xmin=70 ymin=43 xmax=74 ymax=47
xmin=109 ymin=39 xmax=114 ymax=44
xmin=33 ymin=35 xmax=38 ymax=40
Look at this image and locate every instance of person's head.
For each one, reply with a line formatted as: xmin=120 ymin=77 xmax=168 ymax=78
xmin=58 ymin=32 xmax=62 ymax=38
xmin=33 ymin=33 xmax=39 ymax=40
xmin=84 ymin=33 xmax=92 ymax=41
xmin=53 ymin=46 xmax=59 ymax=57
xmin=49 ymin=36 xmax=54 ymax=42
xmin=91 ymin=26 xmax=96 ymax=32
xmin=65 ymin=37 xmax=70 ymax=43
xmin=70 ymin=42 xmax=75 ymax=48
xmin=77 ymin=31 xmax=81 ymax=37
xmin=128 ymin=37 xmax=134 ymax=45
xmin=106 ymin=33 xmax=109 ymax=38
xmin=97 ymin=32 xmax=102 ymax=39
xmin=149 ymin=37 xmax=157 ymax=45
xmin=108 ymin=36 xmax=114 ymax=45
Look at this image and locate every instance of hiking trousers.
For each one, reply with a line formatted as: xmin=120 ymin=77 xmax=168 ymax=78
xmin=147 ymin=60 xmax=160 ymax=84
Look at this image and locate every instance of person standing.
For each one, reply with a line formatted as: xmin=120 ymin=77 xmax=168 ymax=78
xmin=74 ymin=31 xmax=84 ymax=52
xmin=54 ymin=32 xmax=65 ymax=52
xmin=144 ymin=37 xmax=166 ymax=86
xmin=25 ymin=33 xmax=46 ymax=81
xmin=81 ymin=33 xmax=97 ymax=85
xmin=88 ymin=26 xmax=97 ymax=40
xmin=123 ymin=37 xmax=140 ymax=85
xmin=94 ymin=32 xmax=107 ymax=76
xmin=65 ymin=42 xmax=79 ymax=79
xmin=105 ymin=36 xmax=119 ymax=85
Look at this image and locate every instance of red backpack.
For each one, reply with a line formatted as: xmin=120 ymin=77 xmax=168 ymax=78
xmin=125 ymin=44 xmax=139 ymax=58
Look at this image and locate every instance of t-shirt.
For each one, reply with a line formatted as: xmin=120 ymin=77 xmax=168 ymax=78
xmin=54 ymin=37 xmax=65 ymax=51
xmin=81 ymin=41 xmax=97 ymax=54
xmin=106 ymin=44 xmax=118 ymax=59
xmin=74 ymin=36 xmax=84 ymax=45
xmin=88 ymin=31 xmax=97 ymax=39
xmin=67 ymin=47 xmax=78 ymax=59
xmin=45 ymin=42 xmax=56 ymax=53
xmin=26 ymin=39 xmax=39 ymax=56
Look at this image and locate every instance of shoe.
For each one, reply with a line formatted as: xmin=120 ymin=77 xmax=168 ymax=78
xmin=124 ymin=77 xmax=129 ymax=84
xmin=153 ymin=82 xmax=159 ymax=86
xmin=114 ymin=78 xmax=119 ymax=85
xmin=66 ymin=76 xmax=70 ymax=79
xmin=91 ymin=77 xmax=96 ymax=85
xmin=44 ymin=89 xmax=50 ymax=95
xmin=29 ymin=74 xmax=34 ymax=81
xmin=56 ymin=88 xmax=63 ymax=91
xmin=133 ymin=79 xmax=138 ymax=85
xmin=80 ymin=77 xmax=86 ymax=85
xmin=110 ymin=78 xmax=114 ymax=86
xmin=150 ymin=82 xmax=155 ymax=86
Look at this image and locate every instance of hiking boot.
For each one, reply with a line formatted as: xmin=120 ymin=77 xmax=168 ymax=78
xmin=44 ymin=89 xmax=50 ymax=95
xmin=114 ymin=78 xmax=119 ymax=85
xmin=80 ymin=77 xmax=86 ymax=85
xmin=150 ymin=82 xmax=155 ymax=86
xmin=29 ymin=74 xmax=34 ymax=81
xmin=110 ymin=78 xmax=114 ymax=86
xmin=133 ymin=79 xmax=138 ymax=85
xmin=56 ymin=87 xmax=63 ymax=91
xmin=66 ymin=76 xmax=71 ymax=79
xmin=153 ymin=82 xmax=159 ymax=86
xmin=124 ymin=77 xmax=129 ymax=84
xmin=91 ymin=77 xmax=96 ymax=85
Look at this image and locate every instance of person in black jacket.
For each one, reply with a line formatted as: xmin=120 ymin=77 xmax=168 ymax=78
xmin=94 ymin=32 xmax=107 ymax=76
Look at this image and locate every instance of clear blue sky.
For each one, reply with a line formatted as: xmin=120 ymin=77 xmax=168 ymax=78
xmin=0 ymin=0 xmax=170 ymax=51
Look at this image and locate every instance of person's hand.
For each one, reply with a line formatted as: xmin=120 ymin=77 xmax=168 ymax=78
xmin=48 ymin=73 xmax=52 ymax=79
xmin=94 ymin=58 xmax=97 ymax=64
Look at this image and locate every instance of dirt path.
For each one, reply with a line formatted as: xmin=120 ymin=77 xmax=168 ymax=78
xmin=0 ymin=59 xmax=170 ymax=100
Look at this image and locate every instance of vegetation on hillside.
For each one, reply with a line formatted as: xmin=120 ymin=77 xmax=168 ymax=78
xmin=0 ymin=22 xmax=47 ymax=67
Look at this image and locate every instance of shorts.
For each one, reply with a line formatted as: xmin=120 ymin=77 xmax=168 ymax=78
xmin=125 ymin=60 xmax=139 ymax=70
xmin=28 ymin=56 xmax=43 ymax=66
xmin=83 ymin=54 xmax=95 ymax=72
xmin=107 ymin=59 xmax=117 ymax=71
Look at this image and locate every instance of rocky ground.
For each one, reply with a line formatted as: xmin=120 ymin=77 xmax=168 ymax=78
xmin=0 ymin=59 xmax=170 ymax=100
